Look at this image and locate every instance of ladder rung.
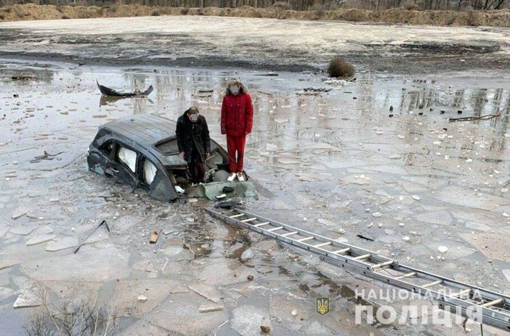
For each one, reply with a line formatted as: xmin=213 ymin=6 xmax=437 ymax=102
xmin=449 ymin=289 xmax=471 ymax=298
xmin=353 ymin=254 xmax=371 ymax=261
xmin=230 ymin=214 xmax=245 ymax=218
xmin=394 ymin=272 xmax=417 ymax=280
xmin=332 ymin=248 xmax=350 ymax=254
xmin=267 ymin=226 xmax=284 ymax=232
xmin=254 ymin=222 xmax=270 ymax=227
xmin=480 ymin=298 xmax=503 ymax=308
xmin=371 ymin=260 xmax=394 ymax=269
xmin=241 ymin=217 xmax=257 ymax=222
xmin=297 ymin=236 xmax=314 ymax=243
xmin=315 ymin=242 xmax=331 ymax=248
xmin=422 ymin=280 xmax=442 ymax=288
xmin=281 ymin=231 xmax=298 ymax=237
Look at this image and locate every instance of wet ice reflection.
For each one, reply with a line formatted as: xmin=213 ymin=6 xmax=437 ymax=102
xmin=1 ymin=61 xmax=510 ymax=335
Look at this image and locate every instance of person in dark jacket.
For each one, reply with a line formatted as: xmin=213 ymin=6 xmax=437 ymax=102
xmin=221 ymin=79 xmax=253 ymax=182
xmin=176 ymin=106 xmax=211 ymax=184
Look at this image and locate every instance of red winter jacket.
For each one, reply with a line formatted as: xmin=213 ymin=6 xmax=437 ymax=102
xmin=221 ymin=92 xmax=253 ymax=137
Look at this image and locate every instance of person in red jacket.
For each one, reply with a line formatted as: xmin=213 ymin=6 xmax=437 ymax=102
xmin=221 ymin=79 xmax=253 ymax=182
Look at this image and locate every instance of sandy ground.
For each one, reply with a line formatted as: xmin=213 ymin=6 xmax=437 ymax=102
xmin=0 ymin=16 xmax=509 ymax=336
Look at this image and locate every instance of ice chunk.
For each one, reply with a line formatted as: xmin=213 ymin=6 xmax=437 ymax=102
xmin=188 ymin=283 xmax=222 ymax=303
xmin=503 ymin=269 xmax=510 ymax=282
xmin=465 ymin=222 xmax=491 ymax=232
xmin=241 ymin=248 xmax=254 ymax=261
xmin=13 ymin=287 xmax=42 ymax=308
xmin=45 ymin=237 xmax=79 ymax=252
xmin=11 ymin=207 xmax=29 ymax=220
xmin=278 ymin=158 xmax=300 ymax=165
xmin=10 ymin=223 xmax=38 ymax=235
xmin=266 ymin=143 xmax=278 ymax=151
xmin=317 ymin=218 xmax=334 ymax=226
xmin=438 ymin=246 xmax=448 ymax=253
xmin=26 ymin=234 xmax=56 ymax=246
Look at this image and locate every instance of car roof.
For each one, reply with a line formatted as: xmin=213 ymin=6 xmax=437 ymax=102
xmin=100 ymin=114 xmax=176 ymax=147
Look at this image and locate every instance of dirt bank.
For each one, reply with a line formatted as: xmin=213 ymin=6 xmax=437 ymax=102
xmin=1 ymin=3 xmax=510 ymax=27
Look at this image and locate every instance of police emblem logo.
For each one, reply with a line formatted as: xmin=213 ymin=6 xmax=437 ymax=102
xmin=316 ymin=298 xmax=330 ymax=315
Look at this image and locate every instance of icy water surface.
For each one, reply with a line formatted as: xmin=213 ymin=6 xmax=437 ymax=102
xmin=0 ymin=61 xmax=509 ymax=335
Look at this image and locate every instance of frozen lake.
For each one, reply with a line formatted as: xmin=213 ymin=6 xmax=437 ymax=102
xmin=0 ymin=15 xmax=509 ymax=336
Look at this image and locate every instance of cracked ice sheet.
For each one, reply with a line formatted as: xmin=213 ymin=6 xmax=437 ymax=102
xmin=432 ymin=186 xmax=510 ymax=211
xmin=450 ymin=208 xmax=499 ymax=228
xmin=322 ymin=158 xmax=371 ymax=169
xmin=231 ymin=305 xmax=272 ymax=336
xmin=415 ymin=210 xmax=453 ymax=226
xmin=114 ymin=279 xmax=187 ymax=318
xmin=116 ymin=319 xmax=168 ymax=336
xmin=359 ymin=164 xmax=409 ymax=176
xmin=399 ymin=175 xmax=449 ymax=189
xmin=0 ymin=222 xmax=10 ymax=238
xmin=194 ymin=259 xmax=256 ymax=287
xmin=460 ymin=231 xmax=510 ymax=261
xmin=20 ymin=246 xmax=130 ymax=282
xmin=148 ymin=292 xmax=227 ymax=336
xmin=403 ymin=166 xmax=459 ymax=178
xmin=0 ymin=242 xmax=52 ymax=270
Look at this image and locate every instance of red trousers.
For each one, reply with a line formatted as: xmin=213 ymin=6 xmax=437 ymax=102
xmin=226 ymin=135 xmax=246 ymax=173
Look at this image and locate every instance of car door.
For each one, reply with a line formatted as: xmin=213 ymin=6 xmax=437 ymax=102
xmin=88 ymin=140 xmax=115 ymax=175
xmin=149 ymin=169 xmax=178 ymax=202
xmin=139 ymin=155 xmax=178 ymax=202
xmin=106 ymin=143 xmax=139 ymax=188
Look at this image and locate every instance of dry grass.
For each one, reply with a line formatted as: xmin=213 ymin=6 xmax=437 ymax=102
xmin=327 ymin=56 xmax=355 ymax=78
xmin=404 ymin=1 xmax=420 ymax=10
xmin=24 ymin=290 xmax=119 ymax=336
xmin=0 ymin=4 xmax=509 ymax=27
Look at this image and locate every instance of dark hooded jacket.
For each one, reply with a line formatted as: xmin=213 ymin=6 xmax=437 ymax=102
xmin=176 ymin=110 xmax=211 ymax=163
xmin=221 ymin=82 xmax=253 ymax=137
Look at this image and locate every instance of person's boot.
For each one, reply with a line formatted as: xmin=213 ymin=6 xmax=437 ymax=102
xmin=227 ymin=172 xmax=237 ymax=182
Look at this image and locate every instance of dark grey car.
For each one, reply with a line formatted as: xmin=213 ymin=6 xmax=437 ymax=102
xmin=87 ymin=115 xmax=230 ymax=202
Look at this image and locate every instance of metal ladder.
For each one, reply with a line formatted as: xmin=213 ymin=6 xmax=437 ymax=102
xmin=206 ymin=207 xmax=510 ymax=332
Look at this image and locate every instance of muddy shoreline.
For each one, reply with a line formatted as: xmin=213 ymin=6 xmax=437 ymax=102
xmin=1 ymin=50 xmax=509 ymax=75
xmin=0 ymin=38 xmax=510 ymax=75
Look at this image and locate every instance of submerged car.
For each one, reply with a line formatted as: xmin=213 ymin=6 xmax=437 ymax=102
xmin=87 ymin=115 xmax=230 ymax=202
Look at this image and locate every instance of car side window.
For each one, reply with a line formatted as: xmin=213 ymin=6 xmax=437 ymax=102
xmin=117 ymin=146 xmax=137 ymax=173
xmin=99 ymin=141 xmax=115 ymax=158
xmin=155 ymin=139 xmax=180 ymax=155
xmin=143 ymin=158 xmax=157 ymax=185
